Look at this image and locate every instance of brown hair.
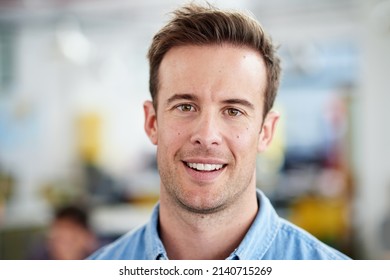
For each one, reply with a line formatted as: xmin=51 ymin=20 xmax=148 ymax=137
xmin=147 ymin=3 xmax=281 ymax=118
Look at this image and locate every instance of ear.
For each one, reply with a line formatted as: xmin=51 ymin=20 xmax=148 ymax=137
xmin=144 ymin=100 xmax=158 ymax=145
xmin=258 ymin=110 xmax=280 ymax=153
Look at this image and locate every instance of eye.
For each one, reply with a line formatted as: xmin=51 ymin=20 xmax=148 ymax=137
xmin=177 ymin=104 xmax=195 ymax=112
xmin=226 ymin=108 xmax=242 ymax=117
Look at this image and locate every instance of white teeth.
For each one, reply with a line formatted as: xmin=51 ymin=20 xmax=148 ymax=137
xmin=187 ymin=162 xmax=223 ymax=171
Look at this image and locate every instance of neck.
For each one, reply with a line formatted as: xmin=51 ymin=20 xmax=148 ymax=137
xmin=159 ymin=187 xmax=258 ymax=260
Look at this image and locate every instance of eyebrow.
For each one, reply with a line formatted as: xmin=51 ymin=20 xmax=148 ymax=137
xmin=222 ymin=98 xmax=255 ymax=110
xmin=166 ymin=93 xmax=199 ymax=106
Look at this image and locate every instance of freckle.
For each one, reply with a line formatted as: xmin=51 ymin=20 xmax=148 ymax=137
xmin=237 ymin=135 xmax=240 ymax=139
xmin=178 ymin=132 xmax=181 ymax=136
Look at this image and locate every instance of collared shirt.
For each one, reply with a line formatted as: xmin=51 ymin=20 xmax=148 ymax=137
xmin=88 ymin=189 xmax=351 ymax=260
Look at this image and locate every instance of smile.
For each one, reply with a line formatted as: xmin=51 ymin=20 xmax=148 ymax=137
xmin=185 ymin=162 xmax=225 ymax=171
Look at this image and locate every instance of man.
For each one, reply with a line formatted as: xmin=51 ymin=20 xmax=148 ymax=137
xmin=89 ymin=3 xmax=350 ymax=260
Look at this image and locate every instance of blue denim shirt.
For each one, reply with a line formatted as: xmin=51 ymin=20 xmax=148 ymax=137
xmin=88 ymin=189 xmax=351 ymax=260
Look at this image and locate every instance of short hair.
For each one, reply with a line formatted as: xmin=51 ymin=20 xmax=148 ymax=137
xmin=54 ymin=205 xmax=89 ymax=230
xmin=147 ymin=3 xmax=281 ymax=118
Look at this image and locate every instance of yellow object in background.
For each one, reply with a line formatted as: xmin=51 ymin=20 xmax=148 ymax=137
xmin=76 ymin=112 xmax=102 ymax=165
xmin=289 ymin=195 xmax=348 ymax=245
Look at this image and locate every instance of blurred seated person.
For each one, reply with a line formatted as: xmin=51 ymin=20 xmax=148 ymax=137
xmin=32 ymin=205 xmax=98 ymax=260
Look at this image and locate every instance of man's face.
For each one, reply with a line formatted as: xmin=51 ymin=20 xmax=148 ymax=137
xmin=144 ymin=44 xmax=278 ymax=214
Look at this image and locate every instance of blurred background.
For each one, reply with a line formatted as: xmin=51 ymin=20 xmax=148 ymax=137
xmin=0 ymin=0 xmax=389 ymax=260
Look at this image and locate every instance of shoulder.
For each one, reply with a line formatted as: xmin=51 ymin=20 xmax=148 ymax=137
xmin=266 ymin=218 xmax=351 ymax=260
xmin=87 ymin=225 xmax=148 ymax=260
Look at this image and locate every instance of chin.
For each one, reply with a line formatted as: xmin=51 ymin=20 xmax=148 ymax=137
xmin=177 ymin=193 xmax=228 ymax=215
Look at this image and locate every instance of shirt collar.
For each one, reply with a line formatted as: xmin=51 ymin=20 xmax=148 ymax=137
xmin=144 ymin=203 xmax=169 ymax=260
xmin=228 ymin=189 xmax=281 ymax=260
xmin=144 ymin=189 xmax=280 ymax=260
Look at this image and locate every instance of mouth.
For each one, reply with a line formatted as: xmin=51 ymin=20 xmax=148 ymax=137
xmin=184 ymin=162 xmax=226 ymax=172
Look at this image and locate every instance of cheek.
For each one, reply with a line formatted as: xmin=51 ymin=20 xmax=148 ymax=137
xmin=158 ymin=122 xmax=187 ymax=149
xmin=229 ymin=128 xmax=260 ymax=155
xmin=235 ymin=126 xmax=250 ymax=139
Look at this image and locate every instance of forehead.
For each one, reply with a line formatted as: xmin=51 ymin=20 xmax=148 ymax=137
xmin=160 ymin=44 xmax=265 ymax=75
xmin=158 ymin=44 xmax=267 ymax=103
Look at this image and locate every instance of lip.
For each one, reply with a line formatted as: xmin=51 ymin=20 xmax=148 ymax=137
xmin=182 ymin=160 xmax=227 ymax=183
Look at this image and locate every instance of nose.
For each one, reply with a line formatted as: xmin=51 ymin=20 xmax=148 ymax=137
xmin=190 ymin=111 xmax=222 ymax=147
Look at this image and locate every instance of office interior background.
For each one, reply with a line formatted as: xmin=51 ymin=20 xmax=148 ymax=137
xmin=0 ymin=0 xmax=390 ymax=259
